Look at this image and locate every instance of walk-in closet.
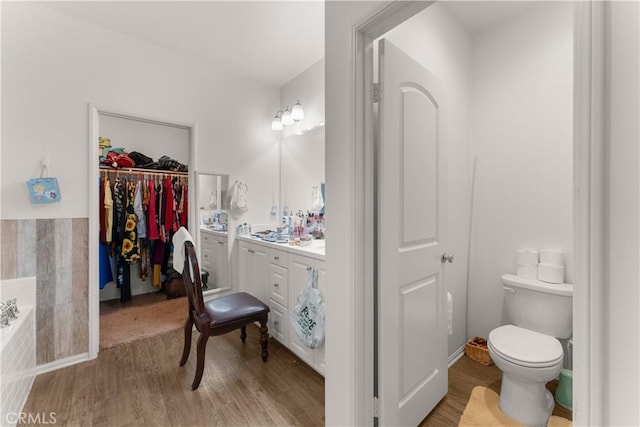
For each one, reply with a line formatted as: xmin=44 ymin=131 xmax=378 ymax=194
xmin=95 ymin=111 xmax=192 ymax=350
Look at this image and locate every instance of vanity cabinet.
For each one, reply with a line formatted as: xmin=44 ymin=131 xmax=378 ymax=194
xmin=200 ymin=229 xmax=230 ymax=290
xmin=237 ymin=237 xmax=326 ymax=376
xmin=238 ymin=240 xmax=268 ymax=302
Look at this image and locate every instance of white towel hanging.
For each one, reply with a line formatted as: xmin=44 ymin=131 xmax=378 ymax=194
xmin=310 ymin=184 xmax=324 ymax=212
xmin=229 ymin=180 xmax=249 ymax=219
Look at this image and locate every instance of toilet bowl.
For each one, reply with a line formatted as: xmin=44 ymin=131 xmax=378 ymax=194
xmin=489 ymin=274 xmax=573 ymax=426
xmin=489 ymin=325 xmax=564 ymax=426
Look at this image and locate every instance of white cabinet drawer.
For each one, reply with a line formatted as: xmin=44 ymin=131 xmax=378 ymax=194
xmin=201 ymin=232 xmax=214 ymax=245
xmin=268 ymin=264 xmax=288 ymax=307
xmin=267 ymin=300 xmax=288 ymax=344
xmin=268 ymin=248 xmax=288 ymax=268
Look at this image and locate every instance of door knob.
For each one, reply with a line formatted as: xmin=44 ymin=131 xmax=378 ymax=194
xmin=441 ymin=253 xmax=454 ymax=263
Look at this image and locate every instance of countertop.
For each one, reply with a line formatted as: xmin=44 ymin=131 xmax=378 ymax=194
xmin=236 ymin=235 xmax=325 ymax=261
xmin=200 ymin=227 xmax=229 ymax=239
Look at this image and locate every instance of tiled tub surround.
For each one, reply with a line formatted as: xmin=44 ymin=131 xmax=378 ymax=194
xmin=0 ymin=219 xmax=89 ymax=366
xmin=0 ymin=277 xmax=36 ymax=427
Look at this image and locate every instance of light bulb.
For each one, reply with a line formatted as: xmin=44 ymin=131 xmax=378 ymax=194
xmin=271 ymin=111 xmax=283 ymax=131
xmin=291 ymin=101 xmax=304 ymax=121
xmin=282 ymin=107 xmax=294 ymax=126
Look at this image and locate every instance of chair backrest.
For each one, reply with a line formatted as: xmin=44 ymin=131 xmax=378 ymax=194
xmin=182 ymin=241 xmax=205 ymax=318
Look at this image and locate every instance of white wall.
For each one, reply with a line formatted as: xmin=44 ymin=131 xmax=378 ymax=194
xmin=467 ymin=2 xmax=574 ymax=339
xmin=605 ymin=1 xmax=640 ymax=424
xmin=383 ymin=3 xmax=472 ymax=357
xmin=281 ymin=58 xmax=325 ymax=138
xmin=1 ymin=2 xmax=281 ymax=228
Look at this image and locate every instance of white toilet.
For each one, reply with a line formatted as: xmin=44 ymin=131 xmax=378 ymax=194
xmin=488 ymin=274 xmax=573 ymax=426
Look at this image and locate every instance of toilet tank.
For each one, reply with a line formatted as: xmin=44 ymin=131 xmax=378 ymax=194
xmin=502 ymin=274 xmax=573 ymax=339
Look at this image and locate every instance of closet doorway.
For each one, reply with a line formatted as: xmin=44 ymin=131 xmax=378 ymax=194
xmin=88 ymin=105 xmax=197 ymax=357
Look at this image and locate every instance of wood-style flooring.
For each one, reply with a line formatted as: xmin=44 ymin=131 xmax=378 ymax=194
xmin=421 ymin=356 xmax=572 ymax=426
xmin=21 ymin=327 xmax=571 ymax=426
xmin=20 ymin=325 xmax=325 ymax=426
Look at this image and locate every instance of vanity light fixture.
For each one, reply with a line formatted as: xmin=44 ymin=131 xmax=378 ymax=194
xmin=271 ymin=101 xmax=304 ymax=131
xmin=281 ymin=107 xmax=294 ymax=126
xmin=271 ymin=111 xmax=284 ymax=131
xmin=291 ymin=100 xmax=304 ymax=121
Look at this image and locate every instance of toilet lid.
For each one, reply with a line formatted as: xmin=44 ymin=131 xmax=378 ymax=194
xmin=489 ymin=325 xmax=563 ymax=368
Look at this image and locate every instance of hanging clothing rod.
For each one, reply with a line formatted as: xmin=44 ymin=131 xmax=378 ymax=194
xmin=99 ymin=166 xmax=188 ymax=178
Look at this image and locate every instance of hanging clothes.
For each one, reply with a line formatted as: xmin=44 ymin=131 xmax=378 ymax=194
xmin=98 ymin=168 xmax=189 ymax=298
xmin=147 ymin=178 xmax=159 ymax=240
xmin=121 ymin=180 xmax=141 ymax=262
xmin=180 ymin=182 xmax=188 ymax=227
xmin=134 ymin=180 xmax=146 ymax=239
xmin=104 ymin=177 xmax=113 ymax=243
xmin=99 ymin=176 xmax=107 ymax=243
xmin=164 ymin=176 xmax=174 ymax=239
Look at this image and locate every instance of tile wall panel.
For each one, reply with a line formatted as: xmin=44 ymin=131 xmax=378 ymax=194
xmin=0 ymin=218 xmax=89 ymax=365
xmin=1 ymin=221 xmax=18 ymax=280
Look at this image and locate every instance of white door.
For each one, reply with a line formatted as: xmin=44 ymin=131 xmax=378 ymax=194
xmin=377 ymin=38 xmax=448 ymax=426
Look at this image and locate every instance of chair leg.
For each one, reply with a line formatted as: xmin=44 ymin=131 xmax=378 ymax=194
xmin=192 ymin=333 xmax=209 ymax=390
xmin=259 ymin=320 xmax=269 ymax=362
xmin=179 ymin=316 xmax=193 ymax=366
xmin=240 ymin=325 xmax=247 ymax=343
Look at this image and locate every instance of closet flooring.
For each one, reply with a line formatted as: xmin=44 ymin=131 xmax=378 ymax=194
xmin=99 ymin=292 xmax=185 ymax=350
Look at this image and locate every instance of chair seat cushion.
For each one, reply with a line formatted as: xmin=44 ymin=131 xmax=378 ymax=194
xmin=204 ymin=292 xmax=269 ymax=327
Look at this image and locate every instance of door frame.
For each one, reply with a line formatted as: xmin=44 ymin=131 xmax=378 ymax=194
xmin=87 ymin=104 xmax=197 ymax=359
xmin=351 ymin=1 xmax=605 ymax=425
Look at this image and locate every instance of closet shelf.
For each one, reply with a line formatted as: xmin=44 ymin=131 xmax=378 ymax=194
xmin=99 ymin=165 xmax=188 ymax=177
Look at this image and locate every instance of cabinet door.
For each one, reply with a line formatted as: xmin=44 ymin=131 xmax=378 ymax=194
xmin=251 ymin=245 xmax=268 ymax=302
xmin=238 ymin=242 xmax=253 ymax=294
xmin=200 ymin=241 xmax=214 ymax=276
xmin=239 ymin=242 xmax=268 ymax=301
xmin=213 ymin=238 xmax=229 ymax=290
xmin=287 ymin=255 xmax=316 ymax=366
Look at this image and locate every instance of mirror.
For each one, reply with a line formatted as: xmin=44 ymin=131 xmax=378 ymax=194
xmin=197 ymin=172 xmax=229 ymax=226
xmin=280 ymin=126 xmax=325 ymax=216
xmin=195 ymin=172 xmax=231 ymax=294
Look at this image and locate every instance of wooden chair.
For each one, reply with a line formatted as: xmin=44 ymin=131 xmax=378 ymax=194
xmin=179 ymin=241 xmax=270 ymax=390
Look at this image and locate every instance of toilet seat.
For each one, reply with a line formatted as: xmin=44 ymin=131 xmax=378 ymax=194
xmin=489 ymin=325 xmax=563 ymax=368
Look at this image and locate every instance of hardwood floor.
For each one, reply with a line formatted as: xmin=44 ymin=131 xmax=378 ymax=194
xmin=21 ymin=328 xmax=571 ymax=427
xmin=20 ymin=325 xmax=325 ymax=426
xmin=421 ymin=356 xmax=572 ymax=426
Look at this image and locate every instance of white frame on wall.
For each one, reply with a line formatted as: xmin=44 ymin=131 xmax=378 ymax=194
xmin=88 ymin=104 xmax=197 ymax=359
xmin=344 ymin=1 xmax=605 ymax=425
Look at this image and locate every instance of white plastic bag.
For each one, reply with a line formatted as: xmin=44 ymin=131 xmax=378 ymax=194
xmin=290 ymin=268 xmax=325 ymax=349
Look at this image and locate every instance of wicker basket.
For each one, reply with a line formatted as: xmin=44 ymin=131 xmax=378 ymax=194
xmin=465 ymin=336 xmax=493 ymax=366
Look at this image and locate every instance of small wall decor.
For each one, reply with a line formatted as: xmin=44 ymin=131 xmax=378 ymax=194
xmin=26 ymin=157 xmax=61 ymax=204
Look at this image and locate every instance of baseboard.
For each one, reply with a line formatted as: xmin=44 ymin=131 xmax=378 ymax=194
xmin=36 ymin=352 xmax=90 ymax=375
xmin=448 ymin=344 xmax=466 ymax=367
